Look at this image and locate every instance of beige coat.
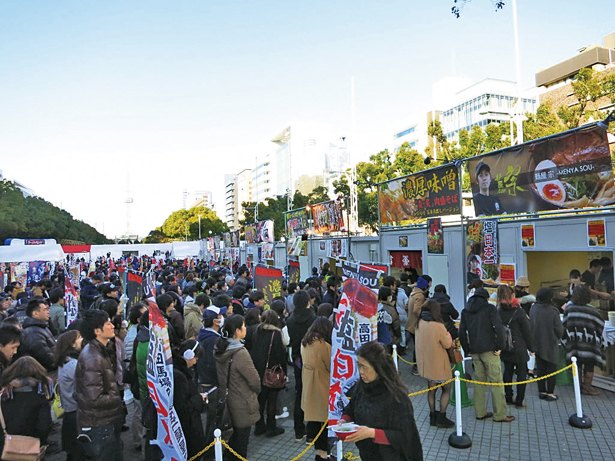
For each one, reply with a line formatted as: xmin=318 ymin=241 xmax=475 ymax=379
xmin=405 ymin=288 xmax=427 ymax=333
xmin=415 ymin=319 xmax=453 ymax=381
xmin=300 ymin=339 xmax=331 ymax=422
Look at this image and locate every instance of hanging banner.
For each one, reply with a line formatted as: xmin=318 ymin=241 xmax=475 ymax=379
xmin=126 ymin=270 xmax=143 ymax=311
xmin=254 ymin=265 xmax=284 ymax=307
xmin=521 ymin=224 xmax=535 ymax=248
xmin=256 ymin=220 xmax=275 ymax=243
xmin=328 ymin=278 xmax=378 ymax=427
xmin=587 ymin=218 xmax=607 ymax=247
xmin=378 ymin=164 xmax=460 ymax=227
xmin=288 ymin=259 xmax=300 ymax=284
xmin=64 ymin=274 xmax=79 ymax=328
xmin=287 ymin=237 xmax=303 ymax=256
xmin=214 ymin=235 xmax=221 ymax=250
xmin=427 ymin=218 xmax=444 ymax=254
xmin=147 ymin=303 xmax=187 ymax=461
xmin=326 ymin=239 xmax=348 ymax=259
xmin=286 ymin=209 xmax=310 ymax=237
xmin=341 ymin=262 xmax=384 ymax=290
xmin=245 ymin=225 xmax=257 ymax=244
xmin=389 ymin=251 xmax=422 ymax=270
xmin=499 ymin=263 xmax=516 ymax=286
xmin=467 ymin=124 xmax=613 ymax=216
xmin=311 ymin=200 xmax=345 ymax=235
xmin=466 ymin=219 xmax=500 ymax=283
xmin=27 ymin=261 xmax=46 ymax=285
xmin=262 ymin=243 xmax=275 ymax=260
xmin=223 ymin=233 xmax=232 ymax=248
xmin=231 ymin=230 xmax=240 ymax=247
xmin=68 ymin=265 xmax=80 ymax=290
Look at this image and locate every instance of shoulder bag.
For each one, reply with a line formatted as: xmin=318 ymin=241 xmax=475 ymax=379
xmin=263 ymin=331 xmax=286 ymax=389
xmin=215 ymin=358 xmax=234 ymax=441
xmin=0 ymin=397 xmax=47 ymax=461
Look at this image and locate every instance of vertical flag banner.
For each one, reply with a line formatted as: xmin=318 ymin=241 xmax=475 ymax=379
xmin=142 ymin=270 xmax=157 ymax=299
xmin=466 ymin=219 xmax=500 ymax=282
xmin=254 ymin=265 xmax=284 ymax=307
xmin=27 ymin=261 xmax=46 ymax=285
xmin=64 ymin=274 xmax=79 ymax=328
xmin=328 ymin=279 xmax=378 ymax=427
xmin=245 ymin=225 xmax=257 ymax=244
xmin=126 ymin=270 xmax=144 ymax=311
xmin=340 ymin=262 xmax=384 ymax=290
xmin=288 ymin=259 xmax=300 ymax=284
xmin=587 ymin=219 xmax=607 ymax=247
xmin=147 ymin=303 xmax=187 ymax=461
xmin=13 ymin=262 xmax=28 ymax=286
xmin=521 ymin=224 xmax=535 ymax=248
xmin=427 ymin=218 xmax=444 ymax=254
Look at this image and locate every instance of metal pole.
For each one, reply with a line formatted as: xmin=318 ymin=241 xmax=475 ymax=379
xmin=214 ymin=428 xmax=223 ymax=461
xmin=448 ymin=370 xmax=472 ymax=448
xmin=569 ymin=356 xmax=593 ymax=428
xmin=337 ymin=440 xmax=343 ymax=461
xmin=392 ymin=344 xmax=399 ymax=372
xmin=511 ymin=0 xmax=524 ymax=145
xmin=199 ymin=215 xmax=202 ymax=240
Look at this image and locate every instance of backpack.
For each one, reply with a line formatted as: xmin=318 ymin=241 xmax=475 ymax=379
xmin=501 ymin=309 xmax=518 ymax=352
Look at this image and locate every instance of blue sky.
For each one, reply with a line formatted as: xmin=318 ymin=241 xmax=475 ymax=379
xmin=0 ymin=1 xmax=613 ymax=238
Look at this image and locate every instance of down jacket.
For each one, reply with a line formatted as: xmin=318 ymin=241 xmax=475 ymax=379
xmin=214 ymin=339 xmax=261 ymax=429
xmin=19 ymin=317 xmax=57 ymax=371
xmin=75 ymin=339 xmax=124 ymax=428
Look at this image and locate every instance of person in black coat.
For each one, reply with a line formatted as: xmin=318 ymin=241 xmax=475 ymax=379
xmin=529 ymin=288 xmax=564 ymax=401
xmin=0 ymin=356 xmax=53 ymax=456
xmin=249 ymin=310 xmax=287 ymax=437
xmin=17 ymin=298 xmax=57 ymax=372
xmin=431 ymin=285 xmax=459 ymax=340
xmin=173 ymin=340 xmax=205 ymax=460
xmin=497 ymin=285 xmax=534 ymax=407
xmin=286 ymin=290 xmax=316 ymax=439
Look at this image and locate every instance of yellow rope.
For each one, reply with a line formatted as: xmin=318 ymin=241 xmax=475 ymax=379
xmin=288 ymin=420 xmax=328 ymax=461
xmin=187 ymin=439 xmax=217 ymax=461
xmin=407 ymin=378 xmax=455 ymax=397
xmin=396 ymin=354 xmax=417 ymax=365
xmin=459 ymin=364 xmax=573 ymax=387
xmin=221 ymin=439 xmax=250 ymax=461
xmin=343 ymin=452 xmax=361 ymax=460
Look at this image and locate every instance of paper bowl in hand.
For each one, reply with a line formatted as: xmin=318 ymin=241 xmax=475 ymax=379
xmin=330 ymin=423 xmax=359 ymax=440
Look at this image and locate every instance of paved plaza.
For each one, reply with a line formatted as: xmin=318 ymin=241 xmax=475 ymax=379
xmin=46 ymin=359 xmax=615 ymax=461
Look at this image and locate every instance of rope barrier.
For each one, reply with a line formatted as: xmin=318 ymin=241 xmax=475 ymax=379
xmin=187 ymin=439 xmax=216 ymax=461
xmin=397 ymin=354 xmax=417 ymax=365
xmin=408 ymin=378 xmax=455 ymax=397
xmin=221 ymin=440 xmax=250 ymax=461
xmin=459 ymin=364 xmax=573 ymax=387
xmin=288 ymin=421 xmax=328 ymax=461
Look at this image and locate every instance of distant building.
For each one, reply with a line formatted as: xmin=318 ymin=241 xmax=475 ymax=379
xmin=536 ymin=32 xmax=615 ymax=114
xmin=224 ymin=169 xmax=252 ymax=230
xmin=192 ymin=190 xmax=213 ymax=209
xmin=440 ymin=78 xmax=537 ymax=143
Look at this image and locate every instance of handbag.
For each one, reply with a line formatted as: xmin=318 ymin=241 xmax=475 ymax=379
xmin=447 ymin=347 xmax=463 ymax=365
xmin=51 ymin=383 xmax=64 ymax=420
xmin=262 ymin=331 xmax=286 ymax=389
xmin=0 ymin=399 xmax=47 ymax=461
xmin=215 ymin=358 xmax=234 ymax=441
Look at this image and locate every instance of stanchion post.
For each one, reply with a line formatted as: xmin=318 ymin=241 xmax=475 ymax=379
xmin=214 ymin=429 xmax=223 ymax=461
xmin=392 ymin=344 xmax=399 ymax=372
xmin=337 ymin=440 xmax=343 ymax=460
xmin=448 ymin=371 xmax=472 ymax=449
xmin=569 ymin=357 xmax=592 ymax=429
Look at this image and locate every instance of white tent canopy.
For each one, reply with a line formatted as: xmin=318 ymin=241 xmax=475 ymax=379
xmin=0 ymin=244 xmax=66 ymax=263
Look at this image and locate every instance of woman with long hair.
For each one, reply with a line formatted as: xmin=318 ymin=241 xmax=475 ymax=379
xmin=497 ymin=284 xmax=533 ymax=407
xmin=301 ymin=317 xmax=333 ymax=461
xmin=55 ymin=330 xmax=84 ymax=461
xmin=415 ymin=299 xmax=454 ymax=428
xmin=214 ymin=315 xmax=261 ymax=459
xmin=0 ymin=356 xmax=53 ymax=456
xmin=341 ymin=341 xmax=423 ymax=461
xmin=563 ymin=285 xmax=606 ymax=395
xmin=250 ymin=310 xmax=287 ymax=437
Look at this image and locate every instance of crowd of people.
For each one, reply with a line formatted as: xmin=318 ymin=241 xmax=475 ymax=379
xmin=0 ymin=254 xmax=610 ymax=461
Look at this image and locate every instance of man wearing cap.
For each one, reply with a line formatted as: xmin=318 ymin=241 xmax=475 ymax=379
xmin=0 ymin=293 xmax=12 ymax=320
xmin=514 ymin=276 xmax=536 ymax=316
xmin=91 ymin=283 xmax=120 ymax=311
xmin=197 ymin=305 xmax=225 ymax=457
xmin=473 ymin=161 xmax=504 ymax=216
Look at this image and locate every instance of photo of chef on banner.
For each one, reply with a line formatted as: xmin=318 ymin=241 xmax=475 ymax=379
xmin=472 ymin=160 xmax=505 ymax=216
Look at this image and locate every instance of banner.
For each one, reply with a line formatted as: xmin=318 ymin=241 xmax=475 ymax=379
xmin=326 ymin=239 xmax=348 ymax=258
xmin=231 ymin=230 xmax=240 ymax=247
xmin=499 ymin=263 xmax=516 ymax=286
xmin=467 ymin=124 xmax=613 ymax=216
xmin=126 ymin=270 xmax=143 ymax=311
xmin=223 ymin=233 xmax=231 ymax=248
xmin=328 ymin=279 xmax=378 ymax=427
xmin=341 ymin=262 xmax=384 ymax=289
xmin=287 ymin=237 xmax=303 ymax=256
xmin=427 ymin=218 xmax=444 ymax=254
xmin=147 ymin=303 xmax=187 ymax=461
xmin=64 ymin=274 xmax=79 ymax=328
xmin=587 ymin=218 xmax=607 ymax=247
xmin=27 ymin=261 xmax=46 ymax=285
xmin=286 ymin=208 xmax=310 ymax=237
xmin=466 ymin=219 xmax=500 ymax=283
xmin=262 ymin=243 xmax=275 ymax=260
xmin=254 ymin=265 xmax=284 ymax=307
xmin=521 ymin=224 xmax=535 ymax=248
xmin=214 ymin=235 xmax=221 ymax=250
xmin=245 ymin=225 xmax=257 ymax=244
xmin=378 ymin=164 xmax=460 ymax=226
xmin=311 ymin=200 xmax=345 ymax=235
xmin=256 ymin=220 xmax=275 ymax=243
xmin=288 ymin=259 xmax=300 ymax=284
xmin=142 ymin=270 xmax=157 ymax=299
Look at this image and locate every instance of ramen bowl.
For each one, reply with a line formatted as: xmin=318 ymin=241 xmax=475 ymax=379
xmin=330 ymin=423 xmax=359 ymax=440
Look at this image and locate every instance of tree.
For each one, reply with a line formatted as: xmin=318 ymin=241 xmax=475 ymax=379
xmin=556 ymin=68 xmax=604 ymax=129
xmin=451 ymin=0 xmax=506 ymax=18
xmin=143 ymin=205 xmax=228 ymax=243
